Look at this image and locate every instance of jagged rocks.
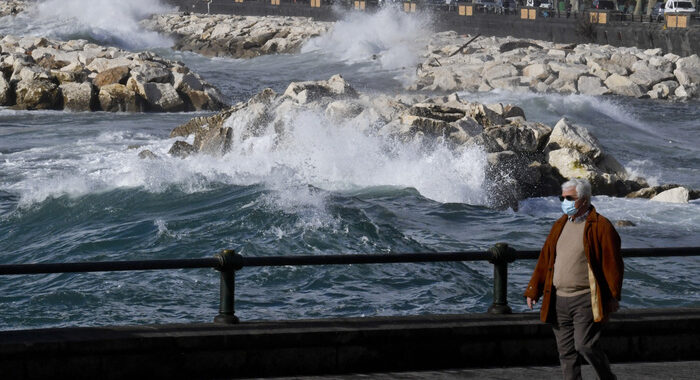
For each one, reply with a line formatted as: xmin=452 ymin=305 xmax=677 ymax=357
xmin=412 ymin=34 xmax=699 ymax=101
xmin=141 ymin=13 xmax=330 ymax=59
xmin=0 ymin=34 xmax=227 ymax=112
xmin=162 ymin=76 xmax=696 ymax=208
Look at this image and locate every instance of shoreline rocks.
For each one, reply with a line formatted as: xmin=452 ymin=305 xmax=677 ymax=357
xmin=0 ymin=35 xmax=227 ymax=112
xmin=140 ymin=13 xmax=330 ymax=59
xmin=412 ymin=32 xmax=699 ymax=102
xmin=0 ymin=0 xmax=27 ymax=17
xmin=156 ymin=75 xmax=696 ymax=208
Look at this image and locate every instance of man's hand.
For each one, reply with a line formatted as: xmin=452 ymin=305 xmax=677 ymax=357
xmin=527 ymin=296 xmax=538 ymax=310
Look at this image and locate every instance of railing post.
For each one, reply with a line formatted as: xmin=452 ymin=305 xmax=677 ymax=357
xmin=214 ymin=249 xmax=244 ymax=324
xmin=487 ymin=243 xmax=516 ymax=314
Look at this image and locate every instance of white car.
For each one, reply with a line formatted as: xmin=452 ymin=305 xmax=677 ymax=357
xmin=664 ymin=0 xmax=696 ymax=14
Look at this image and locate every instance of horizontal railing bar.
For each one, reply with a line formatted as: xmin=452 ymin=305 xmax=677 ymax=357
xmin=0 ymin=258 xmax=220 ymax=275
xmin=0 ymin=247 xmax=697 ymax=276
xmin=241 ymin=251 xmax=498 ymax=267
xmin=619 ymin=247 xmax=700 ymax=258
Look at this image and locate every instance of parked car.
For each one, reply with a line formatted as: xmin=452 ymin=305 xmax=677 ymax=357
xmin=651 ymin=2 xmax=666 ymax=21
xmin=664 ymin=0 xmax=696 ymax=14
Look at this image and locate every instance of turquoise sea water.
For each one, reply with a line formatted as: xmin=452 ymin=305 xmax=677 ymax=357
xmin=1 ymin=3 xmax=699 ymax=330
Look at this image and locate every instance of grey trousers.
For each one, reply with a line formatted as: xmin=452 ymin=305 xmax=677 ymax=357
xmin=551 ymin=292 xmax=615 ymax=380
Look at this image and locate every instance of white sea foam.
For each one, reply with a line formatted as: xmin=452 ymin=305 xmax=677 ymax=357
xmin=302 ymin=7 xmax=432 ymax=72
xmin=0 ymin=0 xmax=174 ymax=49
xmin=3 ymin=106 xmax=487 ymax=216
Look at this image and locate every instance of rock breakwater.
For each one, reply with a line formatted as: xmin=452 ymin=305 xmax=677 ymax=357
xmin=0 ymin=0 xmax=27 ymax=17
xmin=141 ymin=13 xmax=331 ymax=58
xmin=414 ymin=32 xmax=700 ymax=101
xmin=0 ymin=35 xmax=226 ymax=111
xmin=150 ymin=75 xmax=700 ymax=209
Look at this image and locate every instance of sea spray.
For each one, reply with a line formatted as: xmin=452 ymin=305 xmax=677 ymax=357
xmin=0 ymin=0 xmax=174 ymax=49
xmin=4 ymin=105 xmax=488 ymax=214
xmin=302 ymin=7 xmax=433 ymax=75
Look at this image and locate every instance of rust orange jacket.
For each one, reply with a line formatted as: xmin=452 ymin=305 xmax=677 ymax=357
xmin=524 ymin=206 xmax=623 ymax=323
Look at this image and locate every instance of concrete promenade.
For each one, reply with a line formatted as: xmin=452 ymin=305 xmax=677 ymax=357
xmin=1 ymin=308 xmax=699 ymax=379
xmin=263 ymin=361 xmax=700 ymax=379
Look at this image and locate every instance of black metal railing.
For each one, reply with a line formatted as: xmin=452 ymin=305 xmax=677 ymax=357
xmin=0 ymin=245 xmax=698 ymax=324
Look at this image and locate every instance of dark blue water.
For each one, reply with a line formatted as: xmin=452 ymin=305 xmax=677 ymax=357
xmin=1 ymin=3 xmax=699 ymax=330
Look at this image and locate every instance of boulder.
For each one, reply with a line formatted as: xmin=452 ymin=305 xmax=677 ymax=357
xmin=168 ymin=141 xmax=196 ymax=158
xmin=577 ymin=75 xmax=610 ymax=96
xmin=522 ymin=63 xmax=550 ymax=80
xmin=138 ymin=149 xmax=159 ymax=159
xmin=482 ymin=63 xmax=519 ymax=82
xmin=325 ymin=100 xmax=364 ymax=122
xmin=0 ymin=74 xmax=13 ymax=106
xmin=14 ymin=79 xmax=61 ymax=110
xmin=196 ymin=125 xmax=233 ymax=156
xmin=549 ymin=62 xmax=588 ymax=82
xmin=60 ymin=82 xmax=96 ymax=111
xmin=629 ymin=68 xmax=674 ymax=89
xmin=131 ymin=65 xmax=172 ymax=84
xmin=651 ymin=80 xmax=680 ymax=99
xmin=626 ymin=184 xmax=687 ymax=199
xmin=482 ymin=121 xmax=552 ymax=152
xmin=93 ymin=65 xmax=130 ymax=87
xmin=86 ymin=57 xmax=133 ymax=73
xmin=546 ymin=118 xmax=603 ymax=160
xmin=98 ymin=84 xmax=144 ymax=112
xmin=604 ymin=74 xmax=644 ymax=98
xmin=673 ymin=67 xmax=700 ymax=88
xmin=650 ymin=187 xmax=690 ymax=204
xmin=283 ymin=74 xmax=358 ymax=104
xmin=142 ymin=82 xmax=185 ymax=112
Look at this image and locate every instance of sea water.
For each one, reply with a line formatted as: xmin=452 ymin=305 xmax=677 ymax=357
xmin=0 ymin=2 xmax=698 ymax=329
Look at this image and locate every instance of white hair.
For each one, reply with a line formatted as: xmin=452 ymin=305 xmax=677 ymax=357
xmin=561 ymin=178 xmax=592 ymax=200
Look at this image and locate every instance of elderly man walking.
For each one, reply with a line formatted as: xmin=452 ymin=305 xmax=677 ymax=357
xmin=524 ymin=178 xmax=623 ymax=380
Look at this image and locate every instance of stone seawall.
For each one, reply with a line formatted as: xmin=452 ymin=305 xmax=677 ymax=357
xmin=2 ymin=308 xmax=699 ymax=379
xmin=165 ymin=0 xmax=700 ymax=57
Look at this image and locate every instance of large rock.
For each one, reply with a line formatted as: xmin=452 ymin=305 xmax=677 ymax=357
xmin=546 ymin=118 xmax=603 ymax=160
xmin=522 ymin=63 xmax=550 ymax=80
xmin=283 ymin=74 xmax=358 ymax=104
xmin=482 ymin=121 xmax=552 ymax=152
xmin=141 ymin=82 xmax=185 ymax=112
xmin=482 ymin=63 xmax=519 ymax=82
xmin=0 ymin=74 xmax=13 ymax=105
xmin=604 ymin=74 xmax=644 ymax=97
xmin=98 ymin=84 xmax=144 ymax=112
xmin=14 ymin=79 xmax=61 ymax=110
xmin=650 ymin=187 xmax=690 ymax=204
xmin=60 ymin=82 xmax=96 ymax=111
xmin=93 ymin=66 xmax=130 ymax=87
xmin=673 ymin=66 xmax=700 ymax=88
xmin=628 ymin=68 xmax=674 ymax=89
xmin=577 ymin=75 xmax=610 ymax=96
xmin=131 ymin=65 xmax=172 ymax=84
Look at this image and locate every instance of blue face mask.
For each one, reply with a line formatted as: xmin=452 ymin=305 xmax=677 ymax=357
xmin=561 ymin=199 xmax=578 ymax=216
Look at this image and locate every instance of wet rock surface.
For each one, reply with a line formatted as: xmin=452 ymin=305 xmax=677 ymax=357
xmin=0 ymin=35 xmax=227 ymax=112
xmin=413 ymin=32 xmax=699 ymax=101
xmin=141 ymin=13 xmax=330 ymax=59
xmin=159 ymin=75 xmax=697 ymax=208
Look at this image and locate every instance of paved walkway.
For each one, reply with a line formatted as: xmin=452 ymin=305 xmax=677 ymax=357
xmin=260 ymin=361 xmax=699 ymax=379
